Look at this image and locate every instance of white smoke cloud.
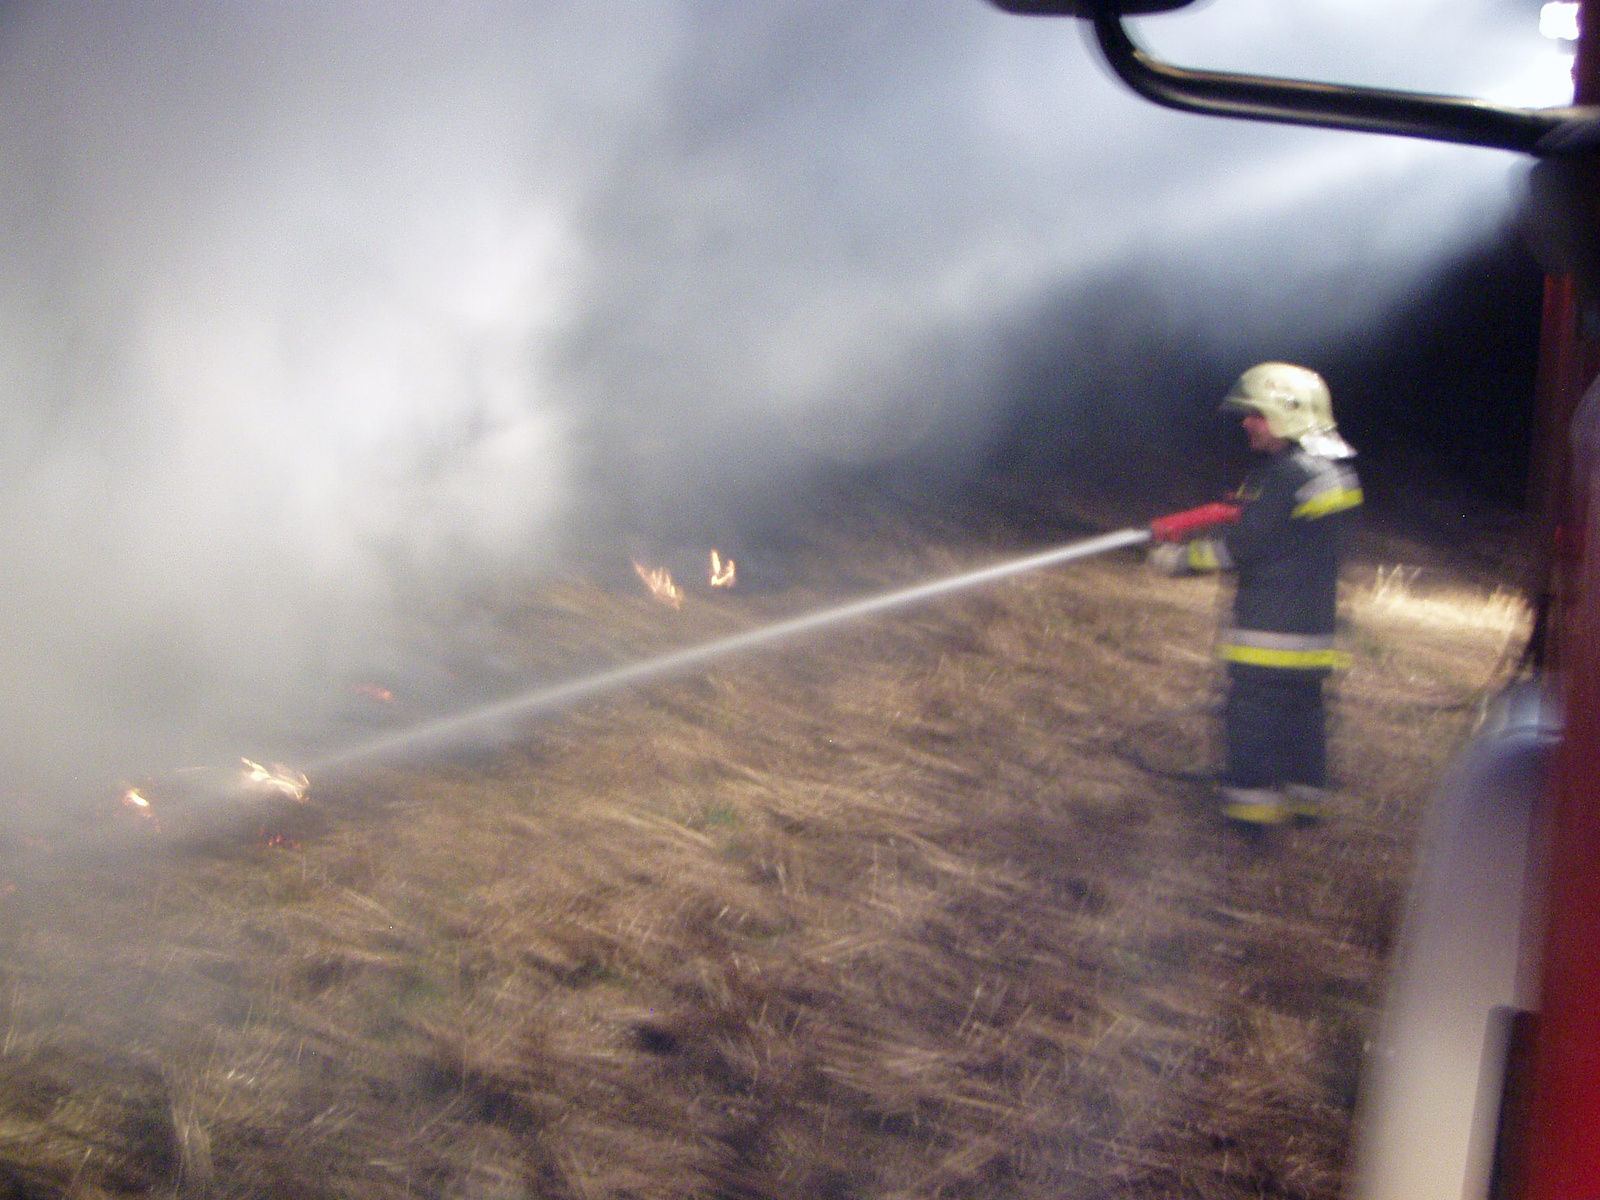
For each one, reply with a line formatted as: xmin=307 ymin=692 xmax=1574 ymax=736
xmin=0 ymin=0 xmax=1551 ymax=790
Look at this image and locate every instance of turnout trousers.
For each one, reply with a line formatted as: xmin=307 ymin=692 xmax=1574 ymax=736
xmin=1223 ymin=662 xmax=1328 ymax=790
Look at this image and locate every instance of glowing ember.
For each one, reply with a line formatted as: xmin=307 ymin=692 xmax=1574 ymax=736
xmin=709 ymin=550 xmax=736 ymax=589
xmin=633 ymin=561 xmax=683 ymax=609
xmin=240 ymin=758 xmax=310 ymax=802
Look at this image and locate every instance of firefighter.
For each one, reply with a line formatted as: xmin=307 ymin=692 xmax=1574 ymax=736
xmin=1151 ymin=362 xmax=1362 ymax=825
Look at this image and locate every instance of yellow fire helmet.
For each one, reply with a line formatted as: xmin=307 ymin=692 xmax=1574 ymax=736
xmin=1221 ymin=362 xmax=1355 ymax=458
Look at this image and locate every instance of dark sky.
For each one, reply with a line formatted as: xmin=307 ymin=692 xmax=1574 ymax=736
xmin=1322 ymin=226 xmax=1544 ymax=505
xmin=0 ymin=0 xmax=1564 ymax=790
xmin=984 ymin=218 xmax=1544 ymax=508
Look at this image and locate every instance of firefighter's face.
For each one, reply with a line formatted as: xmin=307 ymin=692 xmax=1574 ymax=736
xmin=1242 ymin=413 xmax=1286 ymax=453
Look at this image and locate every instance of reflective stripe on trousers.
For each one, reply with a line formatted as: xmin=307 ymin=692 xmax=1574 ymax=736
xmin=1220 ymin=627 xmax=1349 ymax=671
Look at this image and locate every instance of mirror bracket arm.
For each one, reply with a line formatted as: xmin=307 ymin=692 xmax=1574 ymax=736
xmin=1088 ymin=6 xmax=1596 ymax=158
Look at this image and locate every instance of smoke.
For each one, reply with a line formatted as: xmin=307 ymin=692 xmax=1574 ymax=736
xmin=0 ymin=0 xmax=1552 ymax=790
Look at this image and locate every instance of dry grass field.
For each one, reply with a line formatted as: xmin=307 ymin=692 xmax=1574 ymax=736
xmin=0 ymin=490 xmax=1528 ymax=1199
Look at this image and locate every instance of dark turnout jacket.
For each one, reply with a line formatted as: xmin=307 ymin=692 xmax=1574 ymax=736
xmin=1184 ymin=447 xmax=1362 ymax=671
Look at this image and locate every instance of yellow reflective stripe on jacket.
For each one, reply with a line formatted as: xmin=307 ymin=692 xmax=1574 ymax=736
xmin=1292 ymin=486 xmax=1363 ymax=520
xmin=1186 ymin=539 xmax=1228 ymax=571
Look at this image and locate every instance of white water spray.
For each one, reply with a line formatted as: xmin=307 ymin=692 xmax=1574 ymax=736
xmin=312 ymin=526 xmax=1151 ymax=774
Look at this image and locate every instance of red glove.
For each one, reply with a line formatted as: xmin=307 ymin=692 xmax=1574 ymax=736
xmin=1149 ymin=501 xmax=1242 ymax=543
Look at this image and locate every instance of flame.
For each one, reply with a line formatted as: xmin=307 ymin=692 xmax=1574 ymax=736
xmin=240 ymin=759 xmax=310 ymax=802
xmin=355 ymin=683 xmax=395 ymax=703
xmin=709 ymin=550 xmax=736 ymax=589
xmin=633 ymin=561 xmax=683 ymax=609
xmin=119 ymin=785 xmax=160 ymax=830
